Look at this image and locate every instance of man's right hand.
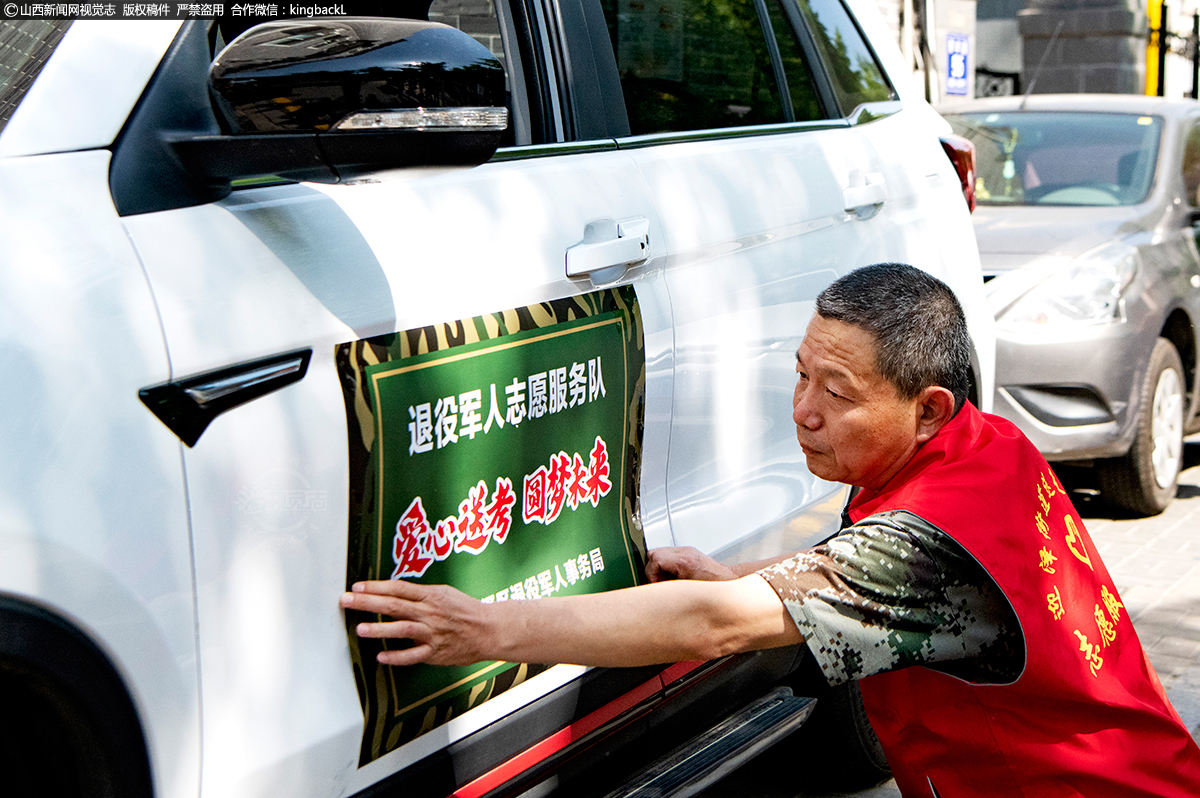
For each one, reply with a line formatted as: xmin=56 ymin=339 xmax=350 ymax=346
xmin=645 ymin=547 xmax=738 ymax=582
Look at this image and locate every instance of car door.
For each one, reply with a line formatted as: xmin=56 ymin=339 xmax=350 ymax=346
xmin=117 ymin=11 xmax=671 ymax=798
xmin=599 ymin=0 xmax=986 ymax=559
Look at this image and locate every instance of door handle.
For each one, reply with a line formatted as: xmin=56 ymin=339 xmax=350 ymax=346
xmin=843 ymin=172 xmax=886 ymax=219
xmin=566 ymin=217 xmax=650 ymax=280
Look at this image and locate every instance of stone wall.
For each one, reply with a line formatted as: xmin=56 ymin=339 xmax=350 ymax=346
xmin=1018 ymin=0 xmax=1147 ymax=93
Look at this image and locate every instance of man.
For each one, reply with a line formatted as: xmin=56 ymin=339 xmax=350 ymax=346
xmin=341 ymin=264 xmax=1200 ymax=796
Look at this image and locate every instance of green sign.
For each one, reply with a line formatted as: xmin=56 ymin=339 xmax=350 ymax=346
xmin=336 ymin=288 xmax=646 ymax=764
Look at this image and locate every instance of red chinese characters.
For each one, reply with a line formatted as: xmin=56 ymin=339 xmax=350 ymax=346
xmin=522 ymin=436 xmax=613 ymax=526
xmin=390 ymin=476 xmax=518 ymax=578
xmin=392 ymin=498 xmax=435 ymax=579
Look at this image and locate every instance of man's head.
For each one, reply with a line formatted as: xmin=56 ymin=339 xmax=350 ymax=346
xmin=792 ymin=264 xmax=971 ymax=490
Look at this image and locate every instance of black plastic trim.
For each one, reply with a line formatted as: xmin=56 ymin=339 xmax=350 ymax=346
xmin=509 ymin=0 xmax=556 ymax=144
xmin=539 ymin=0 xmax=576 ymax=139
xmin=0 ymin=596 xmax=153 ymax=798
xmin=139 ymin=349 xmax=312 ymax=447
xmin=775 ymin=0 xmax=840 ymax=121
xmin=109 ymin=21 xmax=230 ymax=217
xmin=560 ymin=0 xmax=631 ymax=139
xmin=615 ymin=118 xmax=848 ymax=149
xmin=755 ymin=0 xmax=796 ymax=123
xmin=1006 ymin=384 xmax=1115 ymax=428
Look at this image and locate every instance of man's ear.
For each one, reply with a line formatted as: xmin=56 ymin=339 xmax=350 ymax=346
xmin=914 ymin=386 xmax=956 ymax=443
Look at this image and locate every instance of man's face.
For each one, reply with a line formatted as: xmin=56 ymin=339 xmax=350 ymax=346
xmin=792 ymin=314 xmax=926 ymax=490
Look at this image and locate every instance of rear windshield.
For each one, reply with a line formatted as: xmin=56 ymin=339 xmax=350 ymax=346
xmin=943 ymin=111 xmax=1162 ymax=207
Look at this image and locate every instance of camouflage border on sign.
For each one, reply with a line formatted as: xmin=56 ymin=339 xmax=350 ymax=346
xmin=335 ymin=286 xmax=647 ymax=765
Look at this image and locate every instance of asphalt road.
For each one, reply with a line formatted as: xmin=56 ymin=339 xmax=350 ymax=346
xmin=699 ymin=436 xmax=1200 ymax=798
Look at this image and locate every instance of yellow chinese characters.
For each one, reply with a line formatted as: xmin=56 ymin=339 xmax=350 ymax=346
xmin=1040 ymin=469 xmax=1062 ymax=499
xmin=1039 ymin=546 xmax=1058 ymax=574
xmin=1101 ymin=585 xmax=1124 ymax=623
xmin=1074 ymin=630 xmax=1104 ymax=676
xmin=1034 ymin=511 xmax=1050 ymax=539
xmin=1047 ymin=585 xmax=1065 ymax=621
xmin=1094 ymin=604 xmax=1117 ymax=647
xmin=1038 ymin=483 xmax=1051 ymax=515
xmin=1063 ymin=515 xmax=1093 ymax=570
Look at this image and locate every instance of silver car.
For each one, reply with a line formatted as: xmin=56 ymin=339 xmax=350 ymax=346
xmin=941 ymin=94 xmax=1200 ymax=515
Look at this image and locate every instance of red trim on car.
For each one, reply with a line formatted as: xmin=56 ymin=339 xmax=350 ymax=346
xmin=658 ymin=660 xmax=706 ymax=685
xmin=450 ymin=674 xmax=663 ymax=798
xmin=940 ymin=134 xmax=977 ymax=213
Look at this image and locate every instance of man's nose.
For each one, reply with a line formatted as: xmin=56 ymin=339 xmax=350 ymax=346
xmin=793 ymin=383 xmax=820 ymax=429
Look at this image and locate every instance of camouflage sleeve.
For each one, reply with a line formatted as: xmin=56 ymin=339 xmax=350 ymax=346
xmin=757 ymin=509 xmax=1022 ymax=686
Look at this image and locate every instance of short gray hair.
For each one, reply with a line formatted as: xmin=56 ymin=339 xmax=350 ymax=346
xmin=815 ymin=263 xmax=972 ymax=412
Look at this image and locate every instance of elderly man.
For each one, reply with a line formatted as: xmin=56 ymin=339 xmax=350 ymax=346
xmin=341 ymin=264 xmax=1200 ymax=796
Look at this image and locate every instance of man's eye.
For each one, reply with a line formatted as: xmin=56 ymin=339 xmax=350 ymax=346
xmin=827 ymin=388 xmax=842 ymax=399
xmin=797 ymin=371 xmax=808 ymax=380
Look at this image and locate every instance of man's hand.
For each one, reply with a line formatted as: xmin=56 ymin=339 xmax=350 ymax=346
xmin=340 ymin=580 xmax=491 ymax=667
xmin=646 ymin=547 xmax=738 ymax=582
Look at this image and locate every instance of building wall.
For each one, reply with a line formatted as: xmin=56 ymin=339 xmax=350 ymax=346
xmin=1018 ymin=0 xmax=1146 ymax=94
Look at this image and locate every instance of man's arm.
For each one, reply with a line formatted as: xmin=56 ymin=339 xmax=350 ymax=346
xmin=340 ymin=574 xmax=802 ymax=668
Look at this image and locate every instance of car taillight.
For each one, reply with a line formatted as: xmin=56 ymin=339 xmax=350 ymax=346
xmin=940 ymin=134 xmax=976 ymax=213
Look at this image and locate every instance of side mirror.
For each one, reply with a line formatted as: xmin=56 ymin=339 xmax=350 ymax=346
xmin=171 ymin=18 xmax=508 ymax=185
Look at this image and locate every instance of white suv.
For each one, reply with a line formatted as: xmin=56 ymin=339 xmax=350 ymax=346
xmin=0 ymin=5 xmax=991 ymax=798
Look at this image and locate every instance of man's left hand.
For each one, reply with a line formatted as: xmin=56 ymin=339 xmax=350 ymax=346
xmin=340 ymin=580 xmax=491 ymax=667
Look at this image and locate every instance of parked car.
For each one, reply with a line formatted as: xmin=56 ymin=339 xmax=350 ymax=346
xmin=0 ymin=4 xmax=991 ymax=798
xmin=940 ymin=95 xmax=1200 ymax=516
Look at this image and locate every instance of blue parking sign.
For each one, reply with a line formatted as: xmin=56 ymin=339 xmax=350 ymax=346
xmin=946 ymin=33 xmax=969 ymax=95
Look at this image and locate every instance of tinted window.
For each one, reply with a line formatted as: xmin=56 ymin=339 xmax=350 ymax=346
xmin=601 ymin=0 xmax=788 ymax=135
xmin=1183 ymin=122 xmax=1200 ymax=207
xmin=945 ymin=111 xmax=1162 ymax=207
xmin=0 ymin=21 xmax=71 ymax=133
xmin=786 ymin=0 xmax=893 ymax=115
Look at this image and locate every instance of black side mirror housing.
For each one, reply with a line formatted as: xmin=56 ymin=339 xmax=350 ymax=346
xmin=171 ymin=18 xmax=507 ymax=186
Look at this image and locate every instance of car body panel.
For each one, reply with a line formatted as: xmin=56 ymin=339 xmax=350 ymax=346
xmin=625 ymin=108 xmax=992 ymax=557
xmin=0 ymin=149 xmax=200 ymax=798
xmin=973 ymin=205 xmax=1160 ymax=261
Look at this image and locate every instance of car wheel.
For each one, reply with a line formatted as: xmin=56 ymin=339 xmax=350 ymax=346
xmin=1098 ymin=337 xmax=1185 ymax=516
xmin=770 ymin=657 xmax=891 ymax=790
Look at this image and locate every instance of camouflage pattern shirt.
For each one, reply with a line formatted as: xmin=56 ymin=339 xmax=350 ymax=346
xmin=758 ymin=509 xmax=1023 ymax=686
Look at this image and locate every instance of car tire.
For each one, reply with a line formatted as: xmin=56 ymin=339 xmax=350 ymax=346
xmin=771 ymin=658 xmax=891 ymax=790
xmin=1098 ymin=337 xmax=1185 ymax=516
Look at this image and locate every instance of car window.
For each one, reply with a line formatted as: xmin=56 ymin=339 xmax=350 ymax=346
xmin=599 ymin=0 xmax=791 ymax=135
xmin=785 ymin=0 xmax=894 ymax=116
xmin=1183 ymin=121 xmax=1200 ymax=207
xmin=945 ymin=111 xmax=1162 ymax=207
xmin=0 ymin=20 xmax=71 ymax=134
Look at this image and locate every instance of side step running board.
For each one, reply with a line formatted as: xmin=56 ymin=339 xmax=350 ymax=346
xmin=601 ymin=687 xmax=816 ymax=798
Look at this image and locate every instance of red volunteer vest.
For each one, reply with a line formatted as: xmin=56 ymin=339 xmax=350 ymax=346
xmin=850 ymin=403 xmax=1200 ymax=797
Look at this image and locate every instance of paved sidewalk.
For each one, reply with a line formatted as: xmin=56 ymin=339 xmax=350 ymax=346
xmin=703 ymin=436 xmax=1200 ymax=797
xmin=1076 ymin=436 xmax=1200 ymax=739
